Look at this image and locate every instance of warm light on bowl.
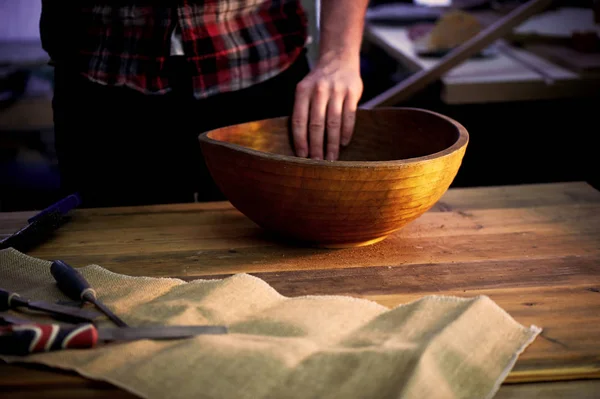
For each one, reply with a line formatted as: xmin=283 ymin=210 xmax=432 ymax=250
xmin=198 ymin=108 xmax=469 ymax=248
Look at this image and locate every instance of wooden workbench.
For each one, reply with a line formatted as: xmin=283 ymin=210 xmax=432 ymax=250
xmin=1 ymin=182 xmax=599 ymax=398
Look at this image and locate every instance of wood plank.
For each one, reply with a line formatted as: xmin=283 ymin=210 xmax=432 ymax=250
xmin=0 ymin=388 xmax=136 ymax=399
xmin=5 ymin=199 xmax=596 ymax=277
xmin=431 ymin=182 xmax=600 ymax=211
xmin=0 ymin=183 xmax=600 ymax=268
xmin=0 ymin=390 xmax=133 ymax=399
xmin=19 ymin=182 xmax=600 ymax=220
xmin=0 ymin=364 xmax=96 ymax=389
xmin=2 ymin=364 xmax=597 ymax=399
xmin=186 ymin=255 xmax=600 ymax=297
xmin=18 ymin=229 xmax=596 ymax=278
xmin=17 ymin=202 xmax=600 ymax=251
xmin=495 ymin=380 xmax=600 ymax=399
xmin=2 ymin=182 xmax=597 ymax=237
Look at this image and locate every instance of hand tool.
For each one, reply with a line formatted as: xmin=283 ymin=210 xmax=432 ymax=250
xmin=0 ymin=193 xmax=81 ymax=252
xmin=50 ymin=260 xmax=129 ymax=327
xmin=0 ymin=313 xmax=42 ymax=325
xmin=0 ymin=321 xmax=228 ymax=356
xmin=0 ymin=288 xmax=101 ymax=324
xmin=27 ymin=193 xmax=81 ymax=224
xmin=0 ymin=211 xmax=65 ymax=252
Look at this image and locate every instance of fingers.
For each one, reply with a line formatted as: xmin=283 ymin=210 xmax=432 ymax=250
xmin=291 ymin=81 xmax=311 ymax=158
xmin=341 ymin=85 xmax=361 ymax=147
xmin=293 ymin=80 xmax=343 ymax=160
xmin=292 ymin=75 xmax=362 ymax=160
xmin=325 ymin=85 xmax=344 ymax=161
xmin=341 ymin=96 xmax=357 ymax=147
xmin=308 ymin=82 xmax=329 ymax=160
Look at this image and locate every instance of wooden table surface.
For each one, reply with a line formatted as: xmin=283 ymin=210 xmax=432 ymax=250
xmin=1 ymin=181 xmax=599 ymax=398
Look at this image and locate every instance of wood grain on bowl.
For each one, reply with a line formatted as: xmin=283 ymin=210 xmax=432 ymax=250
xmin=198 ymin=108 xmax=469 ymax=248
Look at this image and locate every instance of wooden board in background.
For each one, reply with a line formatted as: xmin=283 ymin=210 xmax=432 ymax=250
xmin=509 ymin=7 xmax=600 ymax=45
xmin=525 ymin=44 xmax=600 ymax=76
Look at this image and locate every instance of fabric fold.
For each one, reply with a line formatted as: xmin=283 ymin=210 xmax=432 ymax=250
xmin=0 ymin=248 xmax=541 ymax=399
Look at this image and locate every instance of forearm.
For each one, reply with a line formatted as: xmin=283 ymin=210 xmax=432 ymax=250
xmin=292 ymin=0 xmax=368 ymax=160
xmin=317 ymin=0 xmax=370 ymax=65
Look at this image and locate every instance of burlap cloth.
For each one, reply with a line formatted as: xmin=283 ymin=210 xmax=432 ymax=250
xmin=0 ymin=248 xmax=541 ymax=399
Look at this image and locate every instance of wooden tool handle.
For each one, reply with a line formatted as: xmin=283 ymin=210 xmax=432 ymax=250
xmin=51 ymin=261 xmax=129 ymax=328
xmin=361 ymin=0 xmax=554 ymax=109
xmin=50 ymin=260 xmax=96 ymax=301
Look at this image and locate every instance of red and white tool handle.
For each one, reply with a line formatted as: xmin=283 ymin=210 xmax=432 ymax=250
xmin=0 ymin=323 xmax=98 ymax=355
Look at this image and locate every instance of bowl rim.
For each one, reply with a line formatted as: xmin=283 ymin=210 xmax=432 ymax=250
xmin=198 ymin=107 xmax=469 ymax=168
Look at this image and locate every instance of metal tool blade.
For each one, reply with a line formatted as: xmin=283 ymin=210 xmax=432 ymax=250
xmin=27 ymin=301 xmax=101 ymax=322
xmin=97 ymin=325 xmax=228 ymax=341
xmin=0 ymin=314 xmax=35 ymax=325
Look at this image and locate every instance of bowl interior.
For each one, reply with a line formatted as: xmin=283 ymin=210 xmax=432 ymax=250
xmin=205 ymin=108 xmax=461 ymax=161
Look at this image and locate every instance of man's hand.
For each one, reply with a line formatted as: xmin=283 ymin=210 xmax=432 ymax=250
xmin=292 ymin=54 xmax=363 ymax=161
xmin=291 ymin=0 xmax=369 ymax=161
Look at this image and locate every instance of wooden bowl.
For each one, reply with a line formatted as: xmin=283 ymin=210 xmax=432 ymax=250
xmin=198 ymin=108 xmax=469 ymax=248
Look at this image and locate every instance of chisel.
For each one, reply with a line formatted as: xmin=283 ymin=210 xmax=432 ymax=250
xmin=50 ymin=260 xmax=129 ymax=327
xmin=0 ymin=193 xmax=81 ymax=252
xmin=0 ymin=314 xmax=34 ymax=325
xmin=0 ymin=288 xmax=101 ymax=324
xmin=0 ymin=322 xmax=228 ymax=356
xmin=0 ymin=211 xmax=65 ymax=252
xmin=27 ymin=193 xmax=81 ymax=224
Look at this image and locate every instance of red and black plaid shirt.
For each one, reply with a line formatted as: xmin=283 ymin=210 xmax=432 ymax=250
xmin=40 ymin=1 xmax=308 ymax=99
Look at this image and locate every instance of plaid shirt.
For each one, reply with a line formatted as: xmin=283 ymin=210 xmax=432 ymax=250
xmin=40 ymin=1 xmax=308 ymax=99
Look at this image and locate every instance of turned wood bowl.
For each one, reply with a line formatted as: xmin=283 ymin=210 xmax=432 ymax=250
xmin=198 ymin=108 xmax=469 ymax=248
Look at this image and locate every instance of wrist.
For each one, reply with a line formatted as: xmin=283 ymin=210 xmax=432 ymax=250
xmin=317 ymin=48 xmax=360 ymax=69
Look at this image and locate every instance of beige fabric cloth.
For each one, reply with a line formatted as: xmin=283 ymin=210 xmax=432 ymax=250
xmin=0 ymin=248 xmax=540 ymax=399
